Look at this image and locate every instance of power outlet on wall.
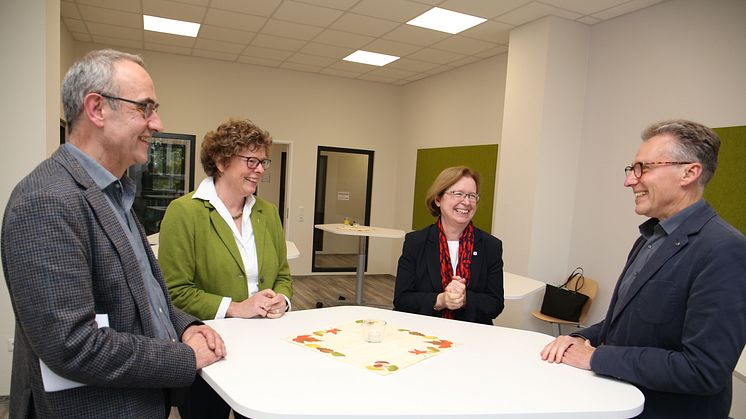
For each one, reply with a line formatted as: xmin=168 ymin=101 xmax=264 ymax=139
xmin=7 ymin=337 xmax=13 ymax=352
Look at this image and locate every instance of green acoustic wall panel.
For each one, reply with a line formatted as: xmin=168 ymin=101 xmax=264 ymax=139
xmin=412 ymin=144 xmax=499 ymax=232
xmin=705 ymin=126 xmax=746 ymax=235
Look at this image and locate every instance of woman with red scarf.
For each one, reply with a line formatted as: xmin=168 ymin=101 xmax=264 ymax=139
xmin=394 ymin=166 xmax=504 ymax=324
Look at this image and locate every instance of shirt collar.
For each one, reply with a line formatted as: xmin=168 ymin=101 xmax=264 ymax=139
xmin=193 ymin=176 xmax=256 ymax=214
xmin=64 ymin=143 xmax=119 ymax=190
xmin=638 ymin=198 xmax=706 ymax=237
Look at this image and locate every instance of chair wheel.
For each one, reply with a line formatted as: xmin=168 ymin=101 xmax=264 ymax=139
xmin=338 ymin=296 xmax=346 ymax=301
xmin=315 ymin=302 xmax=323 ymax=308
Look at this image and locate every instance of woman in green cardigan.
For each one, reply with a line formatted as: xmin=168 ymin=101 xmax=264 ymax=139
xmin=159 ymin=118 xmax=293 ymax=419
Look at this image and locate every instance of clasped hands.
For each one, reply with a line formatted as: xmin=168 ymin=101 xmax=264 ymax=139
xmin=183 ymin=324 xmax=226 ymax=369
xmin=540 ymin=335 xmax=595 ymax=370
xmin=227 ymin=288 xmax=287 ymax=319
xmin=435 ymin=275 xmax=467 ymax=311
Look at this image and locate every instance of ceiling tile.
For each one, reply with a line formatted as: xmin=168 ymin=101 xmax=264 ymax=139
xmin=238 ymin=55 xmax=282 ymax=67
xmin=427 ymin=64 xmax=455 ymax=75
xmin=447 ymin=55 xmax=482 ymax=67
xmin=358 ymin=74 xmax=398 ymax=83
xmin=242 ymin=45 xmax=294 ymax=60
xmin=198 ymin=25 xmax=255 ymax=43
xmin=279 ymin=61 xmax=324 ymax=72
xmin=237 ymin=55 xmax=283 ymax=67
xmin=320 ymin=67 xmax=363 ymax=78
xmin=474 ymin=44 xmax=508 ymax=58
xmin=330 ymin=13 xmax=400 ymax=37
xmin=204 ymin=8 xmax=267 ymax=32
xmin=299 ymin=42 xmax=352 ymax=58
xmin=408 ymin=47 xmax=468 ymax=65
xmin=350 ymin=0 xmax=430 ymax=22
xmin=313 ymin=29 xmax=375 ymax=49
xmin=430 ymin=35 xmax=497 ymax=55
xmin=460 ymin=20 xmax=511 ymax=44
xmin=405 ymin=72 xmax=431 ymax=82
xmin=76 ymin=0 xmax=141 ymax=13
xmin=496 ymin=2 xmax=582 ymax=26
xmin=286 ymin=53 xmax=337 ymax=66
xmin=386 ymin=57 xmax=439 ymax=72
xmin=293 ymin=0 xmax=358 ymax=11
xmin=144 ymin=31 xmax=196 ymax=47
xmin=71 ymin=32 xmax=93 ymax=42
xmin=192 ymin=49 xmax=239 ymax=61
xmin=252 ymin=34 xmax=306 ymax=52
xmin=591 ymin=0 xmax=663 ymax=20
xmin=78 ymin=5 xmax=142 ymax=28
xmin=87 ymin=22 xmax=143 ymax=40
xmin=144 ymin=42 xmax=192 ymax=55
xmin=364 ymin=39 xmax=420 ymax=57
xmin=539 ymin=0 xmax=633 ymax=16
xmin=143 ymin=0 xmax=206 ymax=23
xmin=439 ymin=0 xmax=532 ymax=19
xmin=61 ymin=2 xmax=81 ymax=19
xmin=327 ymin=60 xmax=377 ymax=74
xmin=273 ymin=1 xmax=344 ymax=26
xmin=63 ymin=18 xmax=88 ymax=34
xmin=262 ymin=19 xmax=324 ymax=41
xmin=91 ymin=35 xmax=143 ymax=49
xmin=366 ymin=66 xmax=417 ymax=79
xmin=382 ymin=25 xmax=449 ymax=47
xmin=194 ymin=38 xmax=246 ymax=54
xmin=209 ymin=0 xmax=281 ymax=16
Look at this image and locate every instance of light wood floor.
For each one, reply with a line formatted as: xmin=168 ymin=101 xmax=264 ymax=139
xmin=291 ymin=274 xmax=395 ymax=310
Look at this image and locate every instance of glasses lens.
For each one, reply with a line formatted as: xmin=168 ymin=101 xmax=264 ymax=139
xmin=261 ymin=159 xmax=271 ymax=169
xmin=634 ymin=162 xmax=643 ymax=178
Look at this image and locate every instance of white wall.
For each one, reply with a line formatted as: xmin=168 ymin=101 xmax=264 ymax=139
xmin=396 ymin=54 xmax=508 ymax=265
xmin=571 ymin=0 xmax=746 ymax=325
xmin=0 ymin=0 xmax=60 ymax=397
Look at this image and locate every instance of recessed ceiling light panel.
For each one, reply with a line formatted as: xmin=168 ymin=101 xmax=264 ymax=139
xmin=407 ymin=7 xmax=486 ymax=34
xmin=343 ymin=50 xmax=400 ymax=67
xmin=144 ymin=15 xmax=200 ymax=37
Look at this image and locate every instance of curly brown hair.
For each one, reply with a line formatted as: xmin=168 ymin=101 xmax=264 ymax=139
xmin=201 ymin=118 xmax=273 ymax=177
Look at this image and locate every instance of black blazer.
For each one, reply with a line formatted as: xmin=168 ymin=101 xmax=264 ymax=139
xmin=577 ymin=203 xmax=746 ymax=418
xmin=394 ymin=223 xmax=504 ymax=324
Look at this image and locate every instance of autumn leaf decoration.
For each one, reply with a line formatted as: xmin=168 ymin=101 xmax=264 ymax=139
xmin=366 ymin=360 xmax=399 ymax=372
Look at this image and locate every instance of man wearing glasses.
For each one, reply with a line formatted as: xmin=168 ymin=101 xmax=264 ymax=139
xmin=541 ymin=119 xmax=746 ymax=418
xmin=2 ymin=49 xmax=225 ymax=418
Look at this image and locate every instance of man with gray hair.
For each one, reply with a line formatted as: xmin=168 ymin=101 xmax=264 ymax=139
xmin=541 ymin=119 xmax=746 ymax=418
xmin=2 ymin=49 xmax=226 ymax=418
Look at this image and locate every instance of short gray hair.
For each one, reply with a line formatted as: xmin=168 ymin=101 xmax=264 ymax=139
xmin=641 ymin=119 xmax=720 ymax=186
xmin=61 ymin=49 xmax=145 ymax=132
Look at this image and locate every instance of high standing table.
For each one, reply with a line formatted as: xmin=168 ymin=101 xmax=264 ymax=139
xmin=202 ymin=306 xmax=644 ymax=418
xmin=314 ymin=223 xmax=405 ymax=305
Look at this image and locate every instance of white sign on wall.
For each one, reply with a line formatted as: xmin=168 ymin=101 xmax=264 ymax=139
xmin=337 ymin=191 xmax=350 ymax=201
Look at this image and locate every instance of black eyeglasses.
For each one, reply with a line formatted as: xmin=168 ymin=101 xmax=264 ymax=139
xmin=234 ymin=154 xmax=271 ymax=169
xmin=99 ymin=93 xmax=159 ymax=118
xmin=445 ymin=190 xmax=480 ymax=203
xmin=624 ymin=161 xmax=694 ymax=178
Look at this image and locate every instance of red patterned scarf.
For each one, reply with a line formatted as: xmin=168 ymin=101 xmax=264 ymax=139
xmin=437 ymin=217 xmax=475 ymax=319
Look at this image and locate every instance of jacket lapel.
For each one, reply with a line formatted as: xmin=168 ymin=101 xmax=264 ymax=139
xmin=207 ymin=201 xmax=246 ymax=276
xmin=251 ymin=203 xmax=266 ymax=278
xmin=468 ymin=229 xmax=483 ymax=287
xmin=55 ymin=147 xmax=156 ymax=336
xmin=425 ymin=225 xmax=443 ymax=291
xmin=609 ymin=204 xmax=717 ymax=324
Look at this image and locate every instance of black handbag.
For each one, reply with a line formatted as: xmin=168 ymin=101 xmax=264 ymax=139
xmin=539 ymin=267 xmax=589 ymax=322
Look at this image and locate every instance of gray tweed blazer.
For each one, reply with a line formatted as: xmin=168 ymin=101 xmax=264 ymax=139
xmin=2 ymin=146 xmax=198 ymax=418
